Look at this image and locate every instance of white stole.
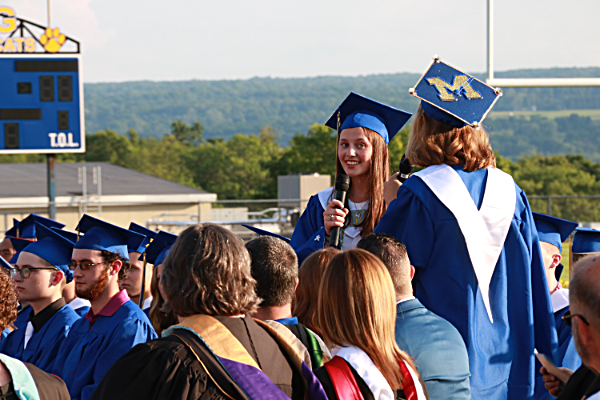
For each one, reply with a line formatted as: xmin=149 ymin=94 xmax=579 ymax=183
xmin=415 ymin=164 xmax=516 ymax=322
xmin=551 ymin=288 xmax=569 ymax=314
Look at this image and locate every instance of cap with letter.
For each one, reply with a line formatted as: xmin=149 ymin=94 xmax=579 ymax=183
xmin=141 ymin=231 xmax=178 ymax=266
xmin=242 ymin=224 xmax=290 ymax=243
xmin=324 ymin=92 xmax=412 ymax=145
xmin=532 ymin=212 xmax=578 ymax=280
xmin=572 ymin=227 xmax=600 ymax=254
xmin=128 ymin=222 xmax=157 ymax=254
xmin=74 ymin=214 xmax=145 ymax=261
xmin=20 ymin=222 xmax=75 ymax=283
xmin=410 ymin=56 xmax=502 ymax=128
xmin=14 ymin=214 xmax=65 ymax=239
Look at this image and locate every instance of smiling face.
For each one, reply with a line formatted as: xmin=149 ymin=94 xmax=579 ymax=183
xmin=338 ymin=127 xmax=373 ymax=179
xmin=14 ymin=252 xmax=59 ymax=302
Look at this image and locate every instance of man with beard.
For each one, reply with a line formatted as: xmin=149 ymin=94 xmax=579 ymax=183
xmin=0 ymin=223 xmax=80 ymax=373
xmin=50 ymin=215 xmax=157 ymax=400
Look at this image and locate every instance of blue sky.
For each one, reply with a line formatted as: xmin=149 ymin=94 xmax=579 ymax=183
xmin=3 ymin=0 xmax=600 ymax=83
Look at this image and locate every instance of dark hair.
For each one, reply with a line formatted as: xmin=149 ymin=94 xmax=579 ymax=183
xmin=0 ymin=269 xmax=18 ymax=331
xmin=149 ymin=264 xmax=177 ymax=335
xmin=335 ymin=127 xmax=389 ymax=238
xmin=100 ymin=250 xmax=128 ymax=281
xmin=245 ymin=236 xmax=298 ymax=307
xmin=293 ymin=247 xmax=340 ymax=336
xmin=357 ymin=234 xmax=412 ymax=298
xmin=162 ymin=224 xmax=260 ymax=317
xmin=407 ymin=105 xmax=496 ymax=172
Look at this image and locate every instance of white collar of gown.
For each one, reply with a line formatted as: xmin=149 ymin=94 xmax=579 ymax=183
xmin=414 ymin=164 xmax=516 ymax=322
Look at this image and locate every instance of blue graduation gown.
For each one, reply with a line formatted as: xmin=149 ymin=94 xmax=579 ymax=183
xmin=1 ymin=328 xmax=10 ymax=341
xmin=73 ymin=306 xmax=90 ymax=318
xmin=51 ymin=300 xmax=157 ymax=400
xmin=290 ymin=194 xmax=328 ymax=265
xmin=0 ymin=305 xmax=80 ymax=372
xmin=14 ymin=306 xmax=32 ymax=329
xmin=375 ymin=166 xmax=558 ymax=400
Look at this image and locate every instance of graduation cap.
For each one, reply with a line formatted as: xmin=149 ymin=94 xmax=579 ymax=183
xmin=0 ymin=255 xmax=14 ymax=273
xmin=533 ymin=212 xmax=578 ymax=281
xmin=410 ymin=56 xmax=503 ymax=128
xmin=21 ymin=222 xmax=75 ymax=283
xmin=16 ymin=214 xmax=65 ymax=239
xmin=8 ymin=237 xmax=35 ymax=263
xmin=242 ymin=224 xmax=290 ymax=243
xmin=50 ymin=227 xmax=79 ymax=243
xmin=324 ymin=92 xmax=412 ymax=145
xmin=74 ymin=214 xmax=145 ymax=261
xmin=572 ymin=227 xmax=600 ymax=254
xmin=5 ymin=218 xmax=19 ymax=237
xmin=141 ymin=231 xmax=178 ymax=266
xmin=128 ymin=222 xmax=157 ymax=254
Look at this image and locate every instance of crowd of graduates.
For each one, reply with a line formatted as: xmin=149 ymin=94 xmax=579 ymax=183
xmin=2 ymin=56 xmax=600 ymax=400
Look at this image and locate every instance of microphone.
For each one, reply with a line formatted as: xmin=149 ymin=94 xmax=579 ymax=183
xmin=329 ymin=174 xmax=351 ymax=249
xmin=398 ymin=154 xmax=413 ymax=183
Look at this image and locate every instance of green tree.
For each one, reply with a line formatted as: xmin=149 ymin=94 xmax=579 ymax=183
xmin=170 ymin=121 xmax=204 ymax=145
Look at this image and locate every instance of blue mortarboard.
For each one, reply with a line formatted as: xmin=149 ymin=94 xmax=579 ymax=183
xmin=21 ymin=222 xmax=75 ymax=283
xmin=50 ymin=227 xmax=79 ymax=243
xmin=533 ymin=213 xmax=578 ymax=253
xmin=8 ymin=237 xmax=35 ymax=263
xmin=74 ymin=215 xmax=145 ymax=261
xmin=5 ymin=218 xmax=19 ymax=237
xmin=324 ymin=92 xmax=412 ymax=145
xmin=242 ymin=224 xmax=290 ymax=243
xmin=140 ymin=231 xmax=178 ymax=266
xmin=572 ymin=227 xmax=600 ymax=254
xmin=410 ymin=56 xmax=502 ymax=128
xmin=16 ymin=214 xmax=65 ymax=239
xmin=0 ymin=256 xmax=13 ymax=272
xmin=128 ymin=222 xmax=157 ymax=253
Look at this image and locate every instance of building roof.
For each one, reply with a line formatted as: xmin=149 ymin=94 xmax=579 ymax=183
xmin=0 ymin=162 xmax=216 ymax=208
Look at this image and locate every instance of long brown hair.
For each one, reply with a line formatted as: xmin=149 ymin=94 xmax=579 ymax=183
xmin=335 ymin=127 xmax=389 ymax=238
xmin=407 ymin=104 xmax=496 ymax=172
xmin=149 ymin=263 xmax=177 ymax=335
xmin=293 ymin=247 xmax=340 ymax=336
xmin=317 ymin=248 xmax=417 ymax=390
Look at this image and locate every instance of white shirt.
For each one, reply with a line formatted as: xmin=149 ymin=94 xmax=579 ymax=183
xmin=142 ymin=296 xmax=153 ymax=310
xmin=68 ymin=297 xmax=91 ymax=311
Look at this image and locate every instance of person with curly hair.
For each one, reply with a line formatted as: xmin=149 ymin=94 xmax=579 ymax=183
xmin=91 ymin=224 xmax=328 ymax=400
xmin=375 ymin=58 xmax=557 ymax=400
xmin=0 ymin=263 xmax=71 ymax=399
xmin=50 ymin=215 xmax=157 ymax=400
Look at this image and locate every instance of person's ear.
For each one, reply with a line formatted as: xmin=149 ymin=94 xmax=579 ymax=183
xmin=51 ymin=270 xmax=64 ymax=287
xmin=109 ymin=259 xmax=123 ymax=276
xmin=410 ymin=265 xmax=415 ymax=281
xmin=550 ymin=254 xmax=562 ymax=269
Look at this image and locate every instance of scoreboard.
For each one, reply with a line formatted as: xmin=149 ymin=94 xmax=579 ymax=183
xmin=0 ymin=55 xmax=84 ymax=153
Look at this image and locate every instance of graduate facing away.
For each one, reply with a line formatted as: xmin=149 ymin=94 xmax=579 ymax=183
xmin=91 ymin=223 xmax=328 ymax=400
xmin=375 ymin=56 xmax=557 ymax=400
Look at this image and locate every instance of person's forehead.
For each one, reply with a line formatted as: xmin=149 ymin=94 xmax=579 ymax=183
xmin=72 ymin=248 xmax=103 ymax=261
xmin=17 ymin=251 xmax=46 ymax=266
xmin=339 ymin=127 xmax=369 ymax=142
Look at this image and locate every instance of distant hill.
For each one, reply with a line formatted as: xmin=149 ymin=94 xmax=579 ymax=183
xmin=84 ymin=67 xmax=600 ymax=145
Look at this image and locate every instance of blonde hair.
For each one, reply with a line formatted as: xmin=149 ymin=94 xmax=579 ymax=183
xmin=406 ymin=104 xmax=496 ymax=172
xmin=317 ymin=248 xmax=417 ymax=390
xmin=335 ymin=127 xmax=389 ymax=238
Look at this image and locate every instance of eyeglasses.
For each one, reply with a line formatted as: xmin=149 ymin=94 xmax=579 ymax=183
xmin=68 ymin=261 xmax=106 ymax=271
xmin=14 ymin=266 xmax=59 ymax=279
xmin=562 ymin=310 xmax=590 ymax=327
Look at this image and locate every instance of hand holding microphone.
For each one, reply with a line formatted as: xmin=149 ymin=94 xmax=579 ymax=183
xmin=324 ymin=174 xmax=350 ymax=249
xmin=384 ymin=154 xmax=413 ymax=204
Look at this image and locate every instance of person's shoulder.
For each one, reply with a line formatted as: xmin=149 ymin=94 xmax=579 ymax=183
xmin=115 ymin=300 xmax=153 ymax=322
xmin=24 ymin=362 xmax=70 ymax=400
xmin=54 ymin=304 xmax=81 ymax=323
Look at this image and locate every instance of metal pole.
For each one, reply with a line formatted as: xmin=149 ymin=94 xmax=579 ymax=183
xmin=47 ymin=0 xmax=51 ymax=27
xmin=487 ymin=0 xmax=494 ymax=81
xmin=82 ymin=166 xmax=87 ymax=214
xmin=97 ymin=167 xmax=102 ymax=218
xmin=47 ymin=154 xmax=56 ymax=219
xmin=197 ymin=202 xmax=201 ymax=223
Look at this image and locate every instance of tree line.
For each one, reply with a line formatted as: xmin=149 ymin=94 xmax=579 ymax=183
xmin=2 ymin=120 xmax=600 ymax=221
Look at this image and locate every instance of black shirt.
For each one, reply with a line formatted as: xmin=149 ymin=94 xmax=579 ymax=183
xmin=28 ymin=298 xmax=65 ymax=333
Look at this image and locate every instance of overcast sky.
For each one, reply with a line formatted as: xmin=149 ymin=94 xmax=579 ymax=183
xmin=3 ymin=0 xmax=600 ymax=83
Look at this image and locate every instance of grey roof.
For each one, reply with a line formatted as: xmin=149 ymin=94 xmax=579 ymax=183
xmin=0 ymin=162 xmax=210 ymax=197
